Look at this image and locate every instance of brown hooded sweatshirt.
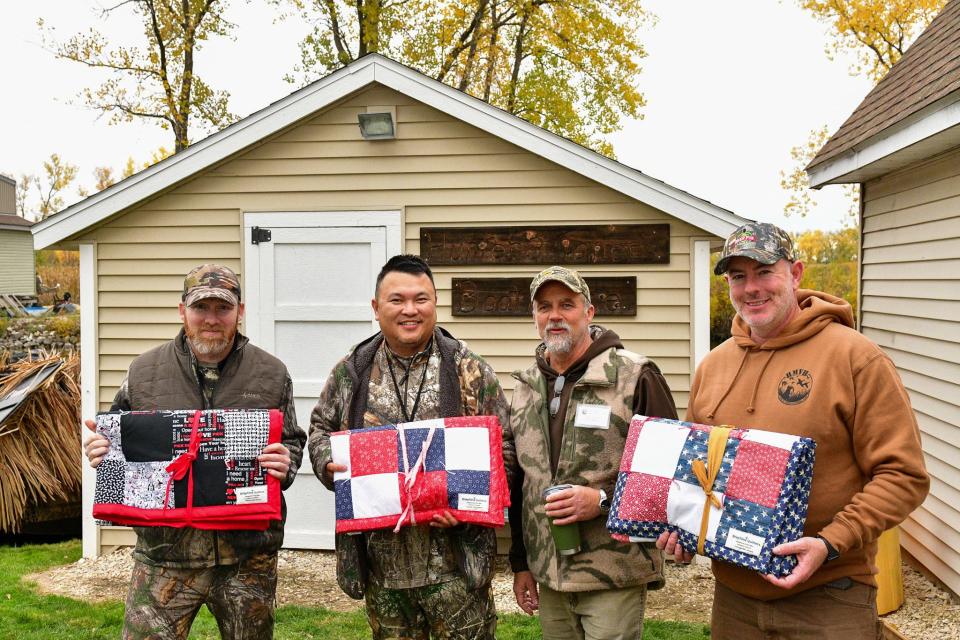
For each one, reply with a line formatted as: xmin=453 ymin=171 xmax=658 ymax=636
xmin=687 ymin=289 xmax=928 ymax=601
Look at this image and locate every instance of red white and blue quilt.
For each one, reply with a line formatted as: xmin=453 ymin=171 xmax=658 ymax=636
xmin=331 ymin=415 xmax=509 ymax=533
xmin=606 ymin=415 xmax=816 ymax=577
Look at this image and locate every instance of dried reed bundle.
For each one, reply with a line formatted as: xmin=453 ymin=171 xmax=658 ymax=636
xmin=0 ymin=352 xmax=81 ymax=532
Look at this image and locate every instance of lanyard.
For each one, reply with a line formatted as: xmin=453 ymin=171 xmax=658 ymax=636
xmin=385 ymin=345 xmax=431 ymax=423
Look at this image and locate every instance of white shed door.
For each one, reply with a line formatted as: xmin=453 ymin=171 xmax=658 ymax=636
xmin=244 ymin=212 xmax=401 ymax=549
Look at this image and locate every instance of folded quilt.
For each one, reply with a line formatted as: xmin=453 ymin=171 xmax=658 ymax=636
xmin=331 ymin=416 xmax=509 ymax=533
xmin=93 ymin=409 xmax=282 ymax=530
xmin=607 ymin=415 xmax=815 ymax=577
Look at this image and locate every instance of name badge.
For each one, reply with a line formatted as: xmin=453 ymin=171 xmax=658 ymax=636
xmin=574 ymin=404 xmax=611 ymax=429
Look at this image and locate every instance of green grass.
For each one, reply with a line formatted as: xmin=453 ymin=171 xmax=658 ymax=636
xmin=0 ymin=540 xmax=709 ymax=639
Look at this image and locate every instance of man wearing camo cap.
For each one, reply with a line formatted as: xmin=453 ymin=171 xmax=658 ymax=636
xmin=508 ymin=265 xmax=677 ymax=639
xmin=83 ymin=263 xmax=306 ymax=640
xmin=658 ymin=222 xmax=928 ymax=639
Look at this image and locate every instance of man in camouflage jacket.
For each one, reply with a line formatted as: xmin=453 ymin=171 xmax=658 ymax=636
xmin=309 ymin=254 xmax=512 ymax=640
xmin=509 ymin=266 xmax=678 ymax=640
xmin=84 ymin=264 xmax=307 ymax=640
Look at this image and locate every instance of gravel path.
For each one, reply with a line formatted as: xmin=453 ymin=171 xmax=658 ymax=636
xmin=24 ymin=549 xmax=958 ymax=638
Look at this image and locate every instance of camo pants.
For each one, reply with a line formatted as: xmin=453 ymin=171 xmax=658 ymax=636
xmin=122 ymin=552 xmax=278 ymax=640
xmin=365 ymin=576 xmax=497 ymax=640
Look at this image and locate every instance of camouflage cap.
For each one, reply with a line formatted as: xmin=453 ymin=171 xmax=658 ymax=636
xmin=714 ymin=222 xmax=796 ymax=275
xmin=182 ymin=264 xmax=241 ymax=307
xmin=529 ymin=266 xmax=591 ymax=304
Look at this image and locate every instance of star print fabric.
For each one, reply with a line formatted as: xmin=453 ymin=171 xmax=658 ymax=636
xmin=607 ymin=415 xmax=816 ymax=577
xmin=93 ymin=409 xmax=282 ymax=530
xmin=330 ymin=415 xmax=509 ymax=533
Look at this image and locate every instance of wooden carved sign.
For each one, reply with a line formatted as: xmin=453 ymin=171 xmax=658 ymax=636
xmin=452 ymin=277 xmax=637 ymax=316
xmin=421 ymin=224 xmax=670 ymax=265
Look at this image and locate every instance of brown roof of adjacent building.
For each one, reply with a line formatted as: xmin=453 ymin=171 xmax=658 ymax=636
xmin=808 ymin=0 xmax=960 ymax=170
xmin=0 ymin=214 xmax=33 ymax=229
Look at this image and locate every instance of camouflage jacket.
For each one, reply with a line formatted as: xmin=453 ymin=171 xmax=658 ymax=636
xmin=113 ymin=329 xmax=307 ymax=568
xmin=509 ymin=328 xmax=668 ymax=592
xmin=309 ymin=327 xmax=512 ymax=597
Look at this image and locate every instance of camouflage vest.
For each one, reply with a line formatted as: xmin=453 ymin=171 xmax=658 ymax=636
xmin=125 ymin=329 xmax=289 ymax=567
xmin=510 ymin=345 xmax=665 ymax=592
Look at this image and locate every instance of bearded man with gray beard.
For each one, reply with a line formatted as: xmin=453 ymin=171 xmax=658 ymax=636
xmin=507 ymin=266 xmax=678 ymax=640
xmin=83 ymin=263 xmax=306 ymax=640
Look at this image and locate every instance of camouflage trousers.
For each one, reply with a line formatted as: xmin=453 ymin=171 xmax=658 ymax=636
xmin=365 ymin=576 xmax=497 ymax=640
xmin=122 ymin=552 xmax=278 ymax=640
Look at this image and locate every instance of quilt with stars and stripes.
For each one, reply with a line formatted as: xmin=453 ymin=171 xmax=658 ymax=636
xmin=331 ymin=416 xmax=509 ymax=533
xmin=92 ymin=409 xmax=283 ymax=530
xmin=606 ymin=415 xmax=816 ymax=577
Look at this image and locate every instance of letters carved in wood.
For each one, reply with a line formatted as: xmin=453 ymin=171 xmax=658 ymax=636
xmin=452 ymin=277 xmax=637 ymax=317
xmin=420 ymin=224 xmax=670 ymax=265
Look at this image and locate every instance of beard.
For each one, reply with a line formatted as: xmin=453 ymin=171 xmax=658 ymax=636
xmin=542 ymin=320 xmax=574 ymax=355
xmin=185 ymin=324 xmax=236 ymax=358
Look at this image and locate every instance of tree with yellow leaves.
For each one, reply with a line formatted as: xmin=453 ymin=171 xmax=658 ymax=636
xmin=277 ymin=0 xmax=650 ymax=155
xmin=40 ymin=1 xmax=237 ymax=153
xmin=34 ymin=154 xmax=80 ymax=220
xmin=799 ymin=0 xmax=945 ymax=82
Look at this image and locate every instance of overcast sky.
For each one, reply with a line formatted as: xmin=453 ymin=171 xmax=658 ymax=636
xmin=1 ymin=0 xmax=875 ymax=231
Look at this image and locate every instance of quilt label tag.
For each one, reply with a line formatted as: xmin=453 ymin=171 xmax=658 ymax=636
xmin=725 ymin=528 xmax=765 ymax=556
xmin=234 ymin=485 xmax=268 ymax=505
xmin=574 ymin=404 xmax=611 ymax=429
xmin=458 ymin=494 xmax=490 ymax=512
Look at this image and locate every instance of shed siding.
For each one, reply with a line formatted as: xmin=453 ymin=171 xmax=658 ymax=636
xmin=83 ymin=85 xmax=702 ymax=418
xmin=0 ymin=230 xmax=36 ymax=295
xmin=861 ymin=145 xmax=960 ymax=595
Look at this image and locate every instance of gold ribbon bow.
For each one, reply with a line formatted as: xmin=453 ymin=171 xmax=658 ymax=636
xmin=690 ymin=426 xmax=732 ymax=555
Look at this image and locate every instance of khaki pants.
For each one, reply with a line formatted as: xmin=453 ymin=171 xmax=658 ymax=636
xmin=712 ymin=580 xmax=883 ymax=640
xmin=538 ymin=583 xmax=648 ymax=640
xmin=122 ymin=552 xmax=278 ymax=640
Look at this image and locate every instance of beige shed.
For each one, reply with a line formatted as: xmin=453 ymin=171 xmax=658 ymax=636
xmin=807 ymin=0 xmax=960 ymax=597
xmin=32 ymin=54 xmax=747 ymax=558
xmin=0 ymin=210 xmax=36 ymax=297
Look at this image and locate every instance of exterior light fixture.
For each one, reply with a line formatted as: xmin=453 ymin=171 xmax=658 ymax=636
xmin=358 ymin=110 xmax=396 ymax=140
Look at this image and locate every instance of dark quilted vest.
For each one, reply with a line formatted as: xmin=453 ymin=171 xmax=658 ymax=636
xmin=125 ymin=329 xmax=289 ymax=567
xmin=128 ymin=330 xmax=286 ymax=411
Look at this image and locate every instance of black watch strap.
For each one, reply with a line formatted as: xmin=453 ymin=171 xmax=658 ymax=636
xmin=817 ymin=535 xmax=840 ymax=562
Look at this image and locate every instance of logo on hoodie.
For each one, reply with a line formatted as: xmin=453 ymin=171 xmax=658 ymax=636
xmin=778 ymin=369 xmax=812 ymax=405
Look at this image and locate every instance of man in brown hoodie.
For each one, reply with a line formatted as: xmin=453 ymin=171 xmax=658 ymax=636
xmin=658 ymin=222 xmax=929 ymax=640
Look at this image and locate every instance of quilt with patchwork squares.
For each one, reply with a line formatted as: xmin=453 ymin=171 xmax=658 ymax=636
xmin=93 ymin=409 xmax=282 ymax=530
xmin=331 ymin=416 xmax=509 ymax=533
xmin=606 ymin=415 xmax=815 ymax=577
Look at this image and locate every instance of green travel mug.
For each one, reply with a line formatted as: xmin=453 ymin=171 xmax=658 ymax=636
xmin=542 ymin=484 xmax=581 ymax=556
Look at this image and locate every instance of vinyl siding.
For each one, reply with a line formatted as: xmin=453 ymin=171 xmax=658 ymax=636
xmin=861 ymin=144 xmax=960 ymax=596
xmin=81 ymin=84 xmax=708 ymax=419
xmin=0 ymin=229 xmax=35 ymax=294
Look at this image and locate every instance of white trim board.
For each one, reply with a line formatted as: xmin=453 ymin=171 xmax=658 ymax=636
xmin=79 ymin=242 xmax=100 ymax=559
xmin=808 ymin=91 xmax=960 ymax=187
xmin=693 ymin=240 xmax=711 ymax=369
xmin=33 ymin=55 xmax=744 ymax=249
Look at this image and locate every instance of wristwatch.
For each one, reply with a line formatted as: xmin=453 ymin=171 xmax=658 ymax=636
xmin=817 ymin=535 xmax=840 ymax=562
xmin=598 ymin=489 xmax=611 ymax=515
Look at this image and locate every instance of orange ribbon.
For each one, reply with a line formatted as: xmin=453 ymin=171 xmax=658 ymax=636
xmin=690 ymin=426 xmax=731 ymax=555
